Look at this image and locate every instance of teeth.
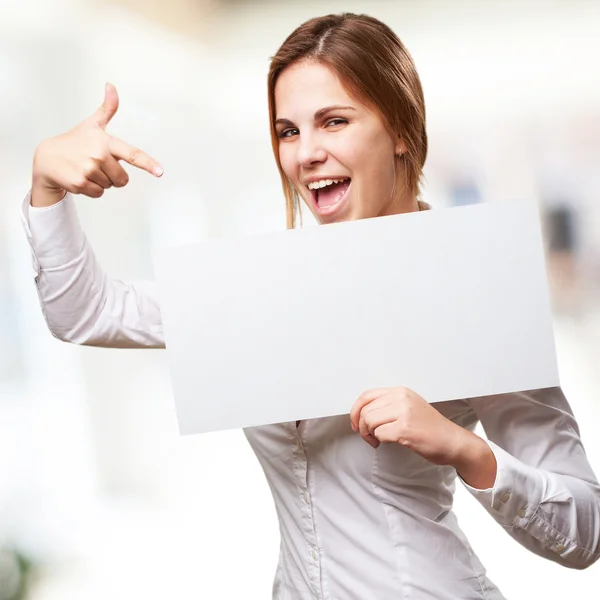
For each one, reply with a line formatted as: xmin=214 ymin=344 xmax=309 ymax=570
xmin=307 ymin=177 xmax=349 ymax=191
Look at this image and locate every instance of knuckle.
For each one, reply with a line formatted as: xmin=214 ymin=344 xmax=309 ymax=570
xmin=128 ymin=148 xmax=140 ymax=164
xmin=82 ymin=159 xmax=98 ymax=177
xmin=81 ymin=183 xmax=94 ymax=196
xmin=96 ymin=145 xmax=111 ymax=162
xmin=72 ymin=177 xmax=88 ymax=193
xmin=117 ymin=172 xmax=129 ymax=187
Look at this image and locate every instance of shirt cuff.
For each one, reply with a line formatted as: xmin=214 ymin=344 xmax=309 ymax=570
xmin=460 ymin=439 xmax=545 ymax=526
xmin=21 ymin=190 xmax=86 ymax=275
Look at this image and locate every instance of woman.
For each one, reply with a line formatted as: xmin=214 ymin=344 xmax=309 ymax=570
xmin=22 ymin=12 xmax=600 ymax=600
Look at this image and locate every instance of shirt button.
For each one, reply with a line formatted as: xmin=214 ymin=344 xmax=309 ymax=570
xmin=554 ymin=544 xmax=566 ymax=554
xmin=311 ymin=548 xmax=319 ymax=561
xmin=500 ymin=492 xmax=512 ymax=503
xmin=517 ymin=508 xmax=527 ymax=518
xmin=303 ymin=492 xmax=310 ymax=504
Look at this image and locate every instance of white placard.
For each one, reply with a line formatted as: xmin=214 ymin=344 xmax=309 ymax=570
xmin=154 ymin=199 xmax=559 ymax=435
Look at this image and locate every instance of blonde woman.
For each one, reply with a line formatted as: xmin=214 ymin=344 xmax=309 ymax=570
xmin=23 ymin=13 xmax=600 ymax=600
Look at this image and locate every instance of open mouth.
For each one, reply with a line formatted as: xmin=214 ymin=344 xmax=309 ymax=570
xmin=307 ymin=177 xmax=351 ymax=215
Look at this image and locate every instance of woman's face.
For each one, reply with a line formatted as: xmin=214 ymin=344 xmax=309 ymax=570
xmin=274 ymin=60 xmax=413 ymax=224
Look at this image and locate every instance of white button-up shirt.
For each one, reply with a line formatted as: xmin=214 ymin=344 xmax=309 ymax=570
xmin=21 ymin=192 xmax=600 ymax=599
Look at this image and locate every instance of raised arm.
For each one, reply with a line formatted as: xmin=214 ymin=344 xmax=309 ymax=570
xmin=25 ymin=83 xmax=165 ymax=349
xmin=464 ymin=387 xmax=600 ymax=569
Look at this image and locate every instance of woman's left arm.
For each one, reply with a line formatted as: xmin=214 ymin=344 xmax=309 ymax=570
xmin=465 ymin=386 xmax=600 ymax=569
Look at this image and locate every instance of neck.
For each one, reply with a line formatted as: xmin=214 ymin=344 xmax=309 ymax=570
xmin=379 ymin=187 xmax=419 ymax=218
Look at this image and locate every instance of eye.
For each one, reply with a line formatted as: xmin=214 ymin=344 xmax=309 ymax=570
xmin=326 ymin=118 xmax=348 ymax=128
xmin=278 ymin=128 xmax=299 ymax=139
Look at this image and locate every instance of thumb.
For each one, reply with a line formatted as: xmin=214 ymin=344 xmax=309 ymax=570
xmin=91 ymin=82 xmax=119 ymax=129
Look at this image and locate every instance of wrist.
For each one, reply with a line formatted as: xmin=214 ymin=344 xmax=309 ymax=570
xmin=450 ymin=430 xmax=497 ymax=490
xmin=31 ymin=181 xmax=67 ymax=208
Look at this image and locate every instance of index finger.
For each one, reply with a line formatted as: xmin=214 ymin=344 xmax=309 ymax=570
xmin=108 ymin=136 xmax=163 ymax=177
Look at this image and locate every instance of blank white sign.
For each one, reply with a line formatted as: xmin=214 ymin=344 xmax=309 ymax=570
xmin=154 ymin=199 xmax=559 ymax=435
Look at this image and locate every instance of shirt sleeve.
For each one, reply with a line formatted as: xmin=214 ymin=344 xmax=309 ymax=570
xmin=461 ymin=387 xmax=600 ymax=569
xmin=21 ymin=190 xmax=165 ymax=348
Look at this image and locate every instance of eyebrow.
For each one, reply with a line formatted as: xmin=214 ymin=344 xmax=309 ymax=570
xmin=275 ymin=105 xmax=357 ymax=127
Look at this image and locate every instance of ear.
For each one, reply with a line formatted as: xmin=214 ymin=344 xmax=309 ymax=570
xmin=394 ymin=137 xmax=405 ymax=156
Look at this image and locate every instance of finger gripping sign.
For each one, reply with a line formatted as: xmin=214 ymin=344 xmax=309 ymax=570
xmin=154 ymin=199 xmax=559 ymax=435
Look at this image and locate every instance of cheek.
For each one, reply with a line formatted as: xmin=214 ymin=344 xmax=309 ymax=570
xmin=338 ymin=145 xmax=362 ymax=168
xmin=278 ymin=145 xmax=297 ymax=181
xmin=340 ymin=132 xmax=393 ymax=177
xmin=357 ymin=137 xmax=396 ymax=182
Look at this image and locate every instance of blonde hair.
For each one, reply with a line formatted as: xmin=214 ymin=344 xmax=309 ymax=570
xmin=268 ymin=13 xmax=430 ymax=229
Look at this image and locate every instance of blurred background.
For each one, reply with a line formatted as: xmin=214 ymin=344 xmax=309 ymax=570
xmin=1 ymin=0 xmax=599 ymax=598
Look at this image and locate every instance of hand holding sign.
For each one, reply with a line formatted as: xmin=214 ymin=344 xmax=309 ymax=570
xmin=350 ymin=386 xmax=497 ymax=489
xmin=31 ymin=83 xmax=163 ymax=207
xmin=350 ymin=387 xmax=465 ymax=454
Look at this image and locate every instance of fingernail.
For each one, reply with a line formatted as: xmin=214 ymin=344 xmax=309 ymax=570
xmin=153 ymin=165 xmax=163 ymax=177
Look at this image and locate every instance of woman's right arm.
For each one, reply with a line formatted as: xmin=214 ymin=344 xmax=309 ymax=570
xmin=25 ymin=83 xmax=165 ymax=349
xmin=23 ymin=191 xmax=165 ymax=348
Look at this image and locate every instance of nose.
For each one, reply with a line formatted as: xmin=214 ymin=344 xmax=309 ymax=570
xmin=296 ymin=131 xmax=327 ymax=168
